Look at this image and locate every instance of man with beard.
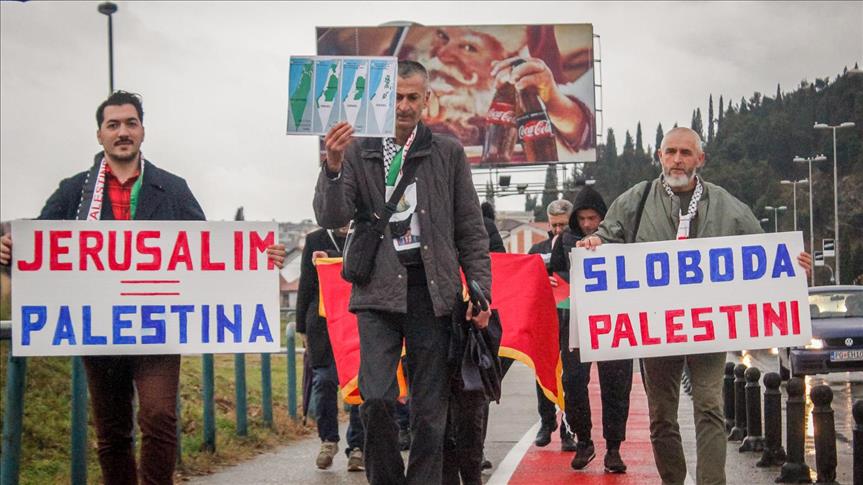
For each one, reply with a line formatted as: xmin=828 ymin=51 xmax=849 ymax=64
xmin=315 ymin=60 xmax=491 ymax=485
xmin=0 ymin=91 xmax=286 ymax=485
xmin=578 ymin=127 xmax=812 ymax=485
xmin=415 ymin=25 xmax=593 ymax=157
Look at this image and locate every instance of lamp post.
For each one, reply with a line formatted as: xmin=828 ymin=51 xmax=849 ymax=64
xmin=780 ymin=179 xmax=808 ymax=231
xmin=793 ymin=155 xmax=827 ymax=286
xmin=813 ymin=121 xmax=855 ymax=284
xmin=764 ymin=205 xmax=787 ymax=233
xmin=98 ymin=2 xmax=118 ymax=94
xmin=759 ymin=217 xmax=770 ymax=228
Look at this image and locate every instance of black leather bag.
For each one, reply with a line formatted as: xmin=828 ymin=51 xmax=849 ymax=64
xmin=341 ymin=159 xmax=420 ymax=285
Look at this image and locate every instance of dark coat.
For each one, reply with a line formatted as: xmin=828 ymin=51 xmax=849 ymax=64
xmin=295 ymin=228 xmax=345 ymax=368
xmin=38 ymin=153 xmax=205 ymax=222
xmin=314 ymin=122 xmax=491 ymax=317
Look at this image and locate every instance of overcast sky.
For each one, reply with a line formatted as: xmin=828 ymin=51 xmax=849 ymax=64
xmin=2 ymin=1 xmax=861 ymax=222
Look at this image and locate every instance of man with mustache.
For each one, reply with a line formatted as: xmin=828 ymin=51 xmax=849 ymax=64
xmin=578 ymin=127 xmax=812 ymax=485
xmin=315 ymin=60 xmax=491 ymax=485
xmin=0 ymin=91 xmax=286 ymax=485
xmin=415 ymin=25 xmax=593 ymax=158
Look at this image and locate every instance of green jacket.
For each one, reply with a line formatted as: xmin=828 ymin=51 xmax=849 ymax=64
xmin=595 ymin=178 xmax=763 ymax=244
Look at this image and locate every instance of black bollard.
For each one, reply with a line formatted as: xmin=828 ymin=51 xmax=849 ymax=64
xmin=810 ymin=385 xmax=838 ymax=485
xmin=740 ymin=367 xmax=765 ymax=452
xmin=854 ymin=400 xmax=862 ymax=485
xmin=728 ymin=363 xmax=747 ymax=441
xmin=757 ymin=372 xmax=787 ymax=467
xmin=776 ymin=377 xmax=811 ymax=483
xmin=724 ymin=362 xmax=736 ymax=433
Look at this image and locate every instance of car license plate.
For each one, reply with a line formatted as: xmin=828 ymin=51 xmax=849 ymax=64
xmin=830 ymin=350 xmax=863 ymax=362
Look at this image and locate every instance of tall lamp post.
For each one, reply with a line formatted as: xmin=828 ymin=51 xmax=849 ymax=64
xmin=764 ymin=205 xmax=786 ymax=233
xmin=780 ymin=179 xmax=808 ymax=231
xmin=793 ymin=155 xmax=826 ymax=286
xmin=98 ymin=2 xmax=118 ymax=94
xmin=814 ymin=121 xmax=855 ymax=284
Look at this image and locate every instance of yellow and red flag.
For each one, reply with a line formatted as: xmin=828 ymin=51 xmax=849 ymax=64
xmin=316 ymin=253 xmax=562 ymax=407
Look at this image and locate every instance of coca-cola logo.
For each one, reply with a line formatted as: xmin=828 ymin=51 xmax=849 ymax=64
xmin=486 ymin=102 xmax=515 ymax=126
xmin=518 ymin=119 xmax=553 ymax=141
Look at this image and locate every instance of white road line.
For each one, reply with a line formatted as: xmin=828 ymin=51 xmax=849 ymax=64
xmin=486 ymin=420 xmax=541 ymax=485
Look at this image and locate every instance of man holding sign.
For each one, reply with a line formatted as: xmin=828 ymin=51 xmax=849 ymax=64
xmin=0 ymin=91 xmax=286 ymax=485
xmin=577 ymin=127 xmax=811 ymax=485
xmin=315 ymin=60 xmax=491 ymax=485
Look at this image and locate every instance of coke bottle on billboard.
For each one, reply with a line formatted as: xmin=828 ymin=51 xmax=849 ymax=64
xmin=516 ymin=86 xmax=559 ymax=162
xmin=481 ymin=80 xmax=518 ymax=164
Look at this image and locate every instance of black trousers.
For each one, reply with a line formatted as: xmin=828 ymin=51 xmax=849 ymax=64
xmin=357 ymin=280 xmax=452 ymax=485
xmin=442 ymin=389 xmax=486 ymax=485
xmin=567 ymin=350 xmax=634 ymax=443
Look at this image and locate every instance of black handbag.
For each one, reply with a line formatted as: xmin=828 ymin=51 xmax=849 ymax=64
xmin=341 ymin=159 xmax=420 ymax=285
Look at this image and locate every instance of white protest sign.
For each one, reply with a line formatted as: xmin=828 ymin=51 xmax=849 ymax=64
xmin=569 ymin=232 xmax=811 ymax=362
xmin=11 ymin=221 xmax=280 ymax=356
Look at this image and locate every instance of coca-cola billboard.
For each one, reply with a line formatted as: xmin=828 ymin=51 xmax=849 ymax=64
xmin=317 ymin=23 xmax=597 ymax=166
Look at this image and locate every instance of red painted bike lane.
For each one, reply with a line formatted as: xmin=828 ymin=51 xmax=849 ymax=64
xmin=506 ymin=365 xmax=660 ymax=484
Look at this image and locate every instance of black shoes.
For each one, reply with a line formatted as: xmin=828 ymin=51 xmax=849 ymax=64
xmin=534 ymin=423 xmax=557 ymax=447
xmin=603 ymin=449 xmax=627 ymax=473
xmin=570 ymin=440 xmax=596 ymax=470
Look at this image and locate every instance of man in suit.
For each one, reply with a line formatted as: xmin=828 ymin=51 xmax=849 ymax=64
xmin=0 ymin=91 xmax=285 ymax=485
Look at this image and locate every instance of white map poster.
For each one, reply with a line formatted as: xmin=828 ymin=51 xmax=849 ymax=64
xmin=287 ymin=56 xmax=396 ymax=137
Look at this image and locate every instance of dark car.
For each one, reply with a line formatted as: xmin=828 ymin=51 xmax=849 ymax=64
xmin=778 ymin=285 xmax=863 ymax=379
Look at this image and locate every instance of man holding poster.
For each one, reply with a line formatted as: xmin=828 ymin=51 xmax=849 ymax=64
xmin=315 ymin=60 xmax=491 ymax=485
xmin=577 ymin=127 xmax=811 ymax=485
xmin=0 ymin=91 xmax=286 ymax=485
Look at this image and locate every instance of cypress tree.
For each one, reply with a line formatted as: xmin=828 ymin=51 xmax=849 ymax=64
xmin=654 ymin=122 xmax=664 ymax=162
xmin=635 ymin=122 xmax=645 ymax=156
xmin=690 ymin=108 xmax=703 ymax=139
xmin=718 ymin=95 xmax=724 ymax=126
xmin=708 ymin=95 xmax=715 ymax=143
xmin=623 ymin=130 xmax=635 ymax=156
xmin=604 ymin=128 xmax=618 ymax=161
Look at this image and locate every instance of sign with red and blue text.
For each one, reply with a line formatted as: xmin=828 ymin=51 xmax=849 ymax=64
xmin=570 ymin=232 xmax=811 ymax=362
xmin=11 ymin=221 xmax=280 ymax=356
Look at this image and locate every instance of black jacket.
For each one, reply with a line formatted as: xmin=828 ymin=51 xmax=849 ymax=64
xmin=315 ymin=122 xmax=491 ymax=316
xmin=38 ymin=153 xmax=205 ymax=222
xmin=295 ymin=228 xmax=345 ymax=368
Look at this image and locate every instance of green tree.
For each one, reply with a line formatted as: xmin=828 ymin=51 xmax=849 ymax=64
xmin=604 ymin=128 xmax=618 ymax=161
xmin=654 ymin=122 xmax=664 ymax=162
xmin=691 ymin=108 xmax=704 ymax=139
xmin=635 ymin=122 xmax=645 ymax=156
xmin=708 ymin=95 xmax=715 ymax=143
xmin=718 ymin=95 xmax=725 ymax=127
xmin=538 ymin=164 xmax=559 ymax=221
xmin=622 ymin=130 xmax=635 ymax=156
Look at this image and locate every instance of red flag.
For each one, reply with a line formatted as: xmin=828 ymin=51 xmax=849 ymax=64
xmin=317 ymin=254 xmax=562 ymax=406
xmin=491 ymin=254 xmax=563 ymax=407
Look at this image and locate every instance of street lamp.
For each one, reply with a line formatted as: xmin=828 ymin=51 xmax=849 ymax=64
xmin=98 ymin=2 xmax=118 ymax=94
xmin=759 ymin=217 xmax=770 ymax=227
xmin=793 ymin=154 xmax=827 ymax=286
xmin=780 ymin=179 xmax=808 ymax=231
xmin=764 ymin=205 xmax=787 ymax=233
xmin=813 ymin=121 xmax=855 ymax=284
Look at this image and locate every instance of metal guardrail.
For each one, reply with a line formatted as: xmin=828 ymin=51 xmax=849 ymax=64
xmin=0 ymin=310 xmax=300 ymax=485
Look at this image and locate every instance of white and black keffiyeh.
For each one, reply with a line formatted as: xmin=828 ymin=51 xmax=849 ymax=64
xmin=661 ymin=175 xmax=704 ymax=240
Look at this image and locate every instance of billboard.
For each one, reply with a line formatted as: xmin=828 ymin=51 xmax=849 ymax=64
xmin=317 ymin=24 xmax=597 ymax=166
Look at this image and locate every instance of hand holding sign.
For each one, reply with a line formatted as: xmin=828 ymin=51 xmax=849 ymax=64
xmin=324 ymin=121 xmax=354 ymax=173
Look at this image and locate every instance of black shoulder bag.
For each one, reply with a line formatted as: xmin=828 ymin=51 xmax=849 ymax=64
xmin=341 ymin=160 xmax=420 ymax=285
